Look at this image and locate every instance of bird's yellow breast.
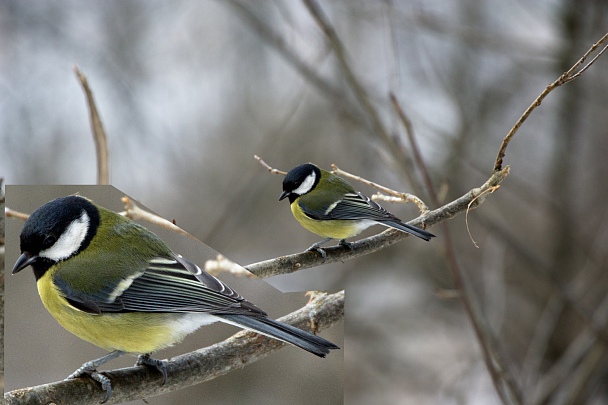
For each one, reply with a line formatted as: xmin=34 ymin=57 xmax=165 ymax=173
xmin=291 ymin=200 xmax=367 ymax=239
xmin=37 ymin=272 xmax=186 ymax=354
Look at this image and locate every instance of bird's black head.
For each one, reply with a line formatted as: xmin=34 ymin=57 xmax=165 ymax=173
xmin=279 ymin=163 xmax=321 ymax=204
xmin=13 ymin=195 xmax=100 ymax=280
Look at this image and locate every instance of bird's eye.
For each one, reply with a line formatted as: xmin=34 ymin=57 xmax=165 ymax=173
xmin=42 ymin=235 xmax=57 ymax=249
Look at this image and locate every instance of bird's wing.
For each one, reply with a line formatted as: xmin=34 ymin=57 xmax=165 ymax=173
xmin=303 ymin=192 xmax=398 ymax=222
xmin=53 ymin=254 xmax=266 ymax=316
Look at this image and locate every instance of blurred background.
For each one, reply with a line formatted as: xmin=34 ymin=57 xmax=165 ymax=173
xmin=2 ymin=1 xmax=608 ymax=404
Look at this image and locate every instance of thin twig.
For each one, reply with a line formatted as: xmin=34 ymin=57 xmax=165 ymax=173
xmin=331 ymin=164 xmax=430 ymax=213
xmin=73 ymin=66 xmax=110 ymax=185
xmin=561 ymin=33 xmax=608 ymax=83
xmin=370 ymin=192 xmax=428 ymax=210
xmin=465 ymin=185 xmax=501 ymax=248
xmin=120 ymin=197 xmax=195 ymax=239
xmin=205 ymin=254 xmax=256 ymax=278
xmin=254 ymin=155 xmax=287 ymax=175
xmin=494 ymin=33 xmax=608 ymax=171
xmin=5 ymin=208 xmax=29 ymax=221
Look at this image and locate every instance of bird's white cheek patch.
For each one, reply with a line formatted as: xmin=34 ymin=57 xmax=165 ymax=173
xmin=292 ymin=172 xmax=316 ymax=195
xmin=40 ymin=211 xmax=90 ymax=261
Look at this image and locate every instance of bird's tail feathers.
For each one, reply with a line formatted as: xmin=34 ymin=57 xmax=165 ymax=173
xmin=218 ymin=314 xmax=339 ymax=357
xmin=383 ymin=220 xmax=435 ymax=241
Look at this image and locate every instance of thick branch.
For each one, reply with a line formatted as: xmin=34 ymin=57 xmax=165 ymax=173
xmin=4 ymin=291 xmax=343 ymax=405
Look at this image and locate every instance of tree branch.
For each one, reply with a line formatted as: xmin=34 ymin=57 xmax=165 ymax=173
xmin=74 ymin=65 xmax=110 ymax=185
xmin=494 ymin=32 xmax=608 ymax=171
xmin=119 ymin=196 xmax=195 ymax=239
xmin=4 ymin=291 xmax=343 ymax=405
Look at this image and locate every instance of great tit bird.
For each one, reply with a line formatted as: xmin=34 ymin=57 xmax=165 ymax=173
xmin=12 ymin=195 xmax=338 ymax=402
xmin=280 ymin=163 xmax=434 ymax=258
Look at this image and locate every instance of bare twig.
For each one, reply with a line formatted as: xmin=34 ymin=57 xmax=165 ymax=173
xmin=73 ymin=66 xmax=110 ymax=185
xmin=494 ymin=33 xmax=608 ymax=171
xmin=5 ymin=208 xmax=29 ymax=221
xmin=205 ymin=254 xmax=256 ymax=278
xmin=120 ymin=197 xmax=195 ymax=239
xmin=4 ymin=290 xmax=343 ymax=405
xmin=331 ymin=164 xmax=430 ymax=213
xmin=561 ymin=33 xmax=608 ymax=83
xmin=370 ymin=192 xmax=427 ymax=210
xmin=254 ymin=155 xmax=287 ymax=175
xmin=465 ymin=185 xmax=501 ymax=248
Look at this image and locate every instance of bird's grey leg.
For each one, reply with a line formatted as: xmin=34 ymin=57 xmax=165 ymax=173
xmin=66 ymin=350 xmax=125 ymax=403
xmin=136 ymin=353 xmax=168 ymax=385
xmin=306 ymin=237 xmax=334 ymax=262
xmin=338 ymin=239 xmax=354 ymax=252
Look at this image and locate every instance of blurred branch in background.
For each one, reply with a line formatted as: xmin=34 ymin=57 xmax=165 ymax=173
xmin=74 ymin=66 xmax=110 ymax=185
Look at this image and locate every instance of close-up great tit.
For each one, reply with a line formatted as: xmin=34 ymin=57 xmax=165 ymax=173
xmin=280 ymin=163 xmax=435 ymax=258
xmin=12 ymin=195 xmax=339 ymax=402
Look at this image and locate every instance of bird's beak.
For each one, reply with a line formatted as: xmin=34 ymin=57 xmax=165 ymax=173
xmin=12 ymin=252 xmax=38 ymax=274
xmin=279 ymin=191 xmax=290 ymax=201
